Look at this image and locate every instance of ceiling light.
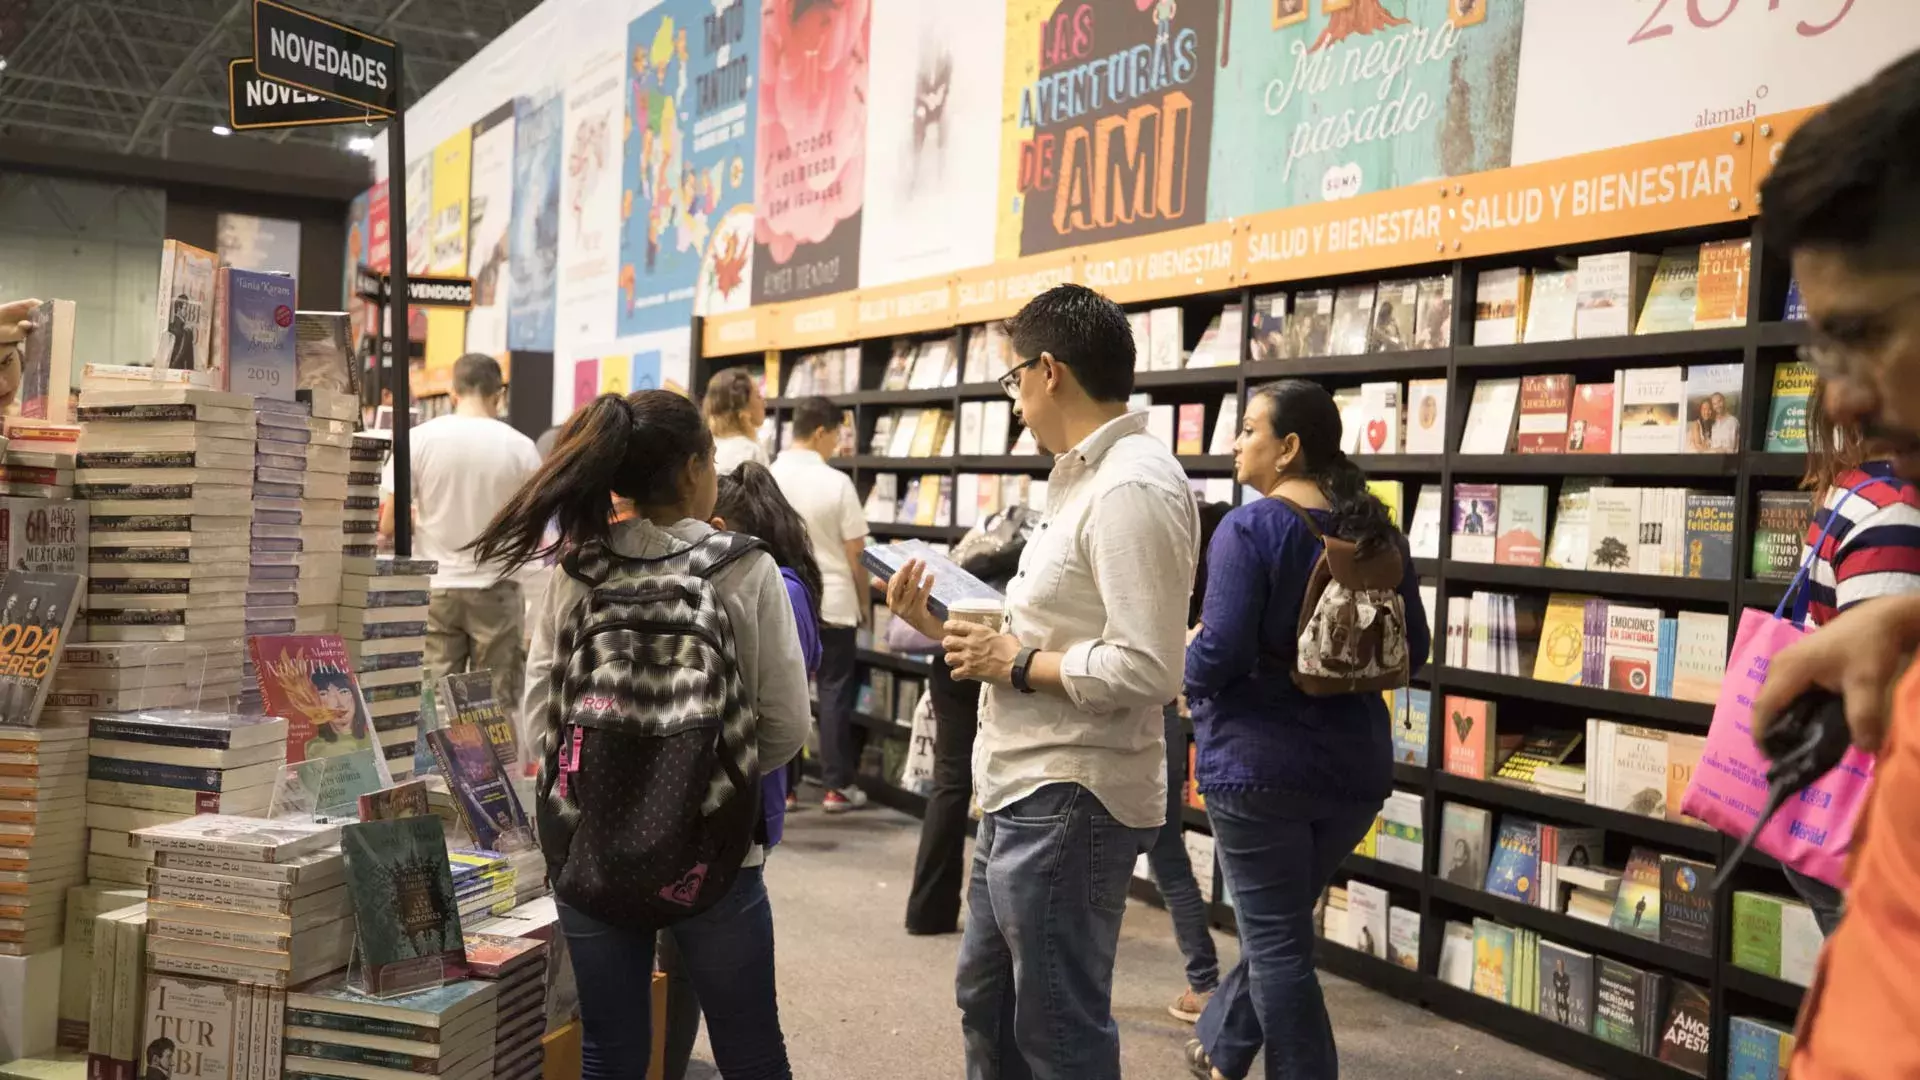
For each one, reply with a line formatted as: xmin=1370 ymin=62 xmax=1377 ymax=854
xmin=210 ymin=125 xmax=232 ymax=136
xmin=348 ymin=136 xmax=375 ymax=154
xmin=0 ymin=58 xmax=10 ymax=74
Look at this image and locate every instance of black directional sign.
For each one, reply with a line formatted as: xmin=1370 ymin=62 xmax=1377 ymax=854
xmin=251 ymin=0 xmax=398 ymax=115
xmin=355 ymin=268 xmax=474 ymax=310
xmin=227 ymin=59 xmax=370 ymax=130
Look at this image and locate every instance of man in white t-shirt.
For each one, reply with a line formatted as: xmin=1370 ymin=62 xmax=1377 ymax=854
xmin=380 ymin=354 xmax=542 ymax=710
xmin=770 ymin=397 xmax=871 ymax=812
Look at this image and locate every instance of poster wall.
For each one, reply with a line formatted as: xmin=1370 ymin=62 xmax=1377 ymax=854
xmin=424 ymin=129 xmax=473 ymax=373
xmin=466 ymin=104 xmax=518 ymax=357
xmin=857 ymin=0 xmax=1007 ymax=288
xmin=556 ymin=48 xmax=627 ymax=359
xmin=751 ymin=0 xmax=871 ymax=305
xmin=617 ymin=0 xmax=762 ymax=337
xmin=508 ymin=88 xmax=563 ymax=352
xmin=1208 ymin=0 xmax=1524 ymax=220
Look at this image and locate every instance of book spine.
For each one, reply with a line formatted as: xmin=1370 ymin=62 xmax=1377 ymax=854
xmin=85 ymin=780 xmax=242 ymax=815
xmin=85 ymin=719 xmax=235 ymax=748
xmin=148 ymin=881 xmax=295 ymax=913
xmin=151 ymin=867 xmax=295 ymax=900
xmin=145 ymin=951 xmax=290 ymax=988
xmin=154 ymin=852 xmax=305 ymax=882
xmin=86 ymin=757 xmax=225 ymax=790
xmin=264 ymin=988 xmax=286 ymax=1080
xmin=110 ymin=913 xmax=141 ymax=1080
xmin=142 ymin=833 xmax=309 ymax=863
xmin=150 ymin=919 xmax=293 ymax=952
xmin=235 ymin=983 xmax=255 ymax=1080
xmin=283 ymin=1011 xmax=435 ymax=1043
xmin=252 ymin=983 xmax=273 ymax=1080
xmin=283 ymin=1040 xmax=442 ymax=1071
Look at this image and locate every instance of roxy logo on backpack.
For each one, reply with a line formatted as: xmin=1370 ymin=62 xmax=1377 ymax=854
xmin=535 ymin=531 xmax=766 ymax=926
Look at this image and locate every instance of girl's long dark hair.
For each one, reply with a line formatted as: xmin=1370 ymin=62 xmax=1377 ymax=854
xmin=1254 ymin=379 xmax=1399 ymax=558
xmin=715 ymin=462 xmax=824 ymax=621
xmin=469 ymin=390 xmax=713 ymax=571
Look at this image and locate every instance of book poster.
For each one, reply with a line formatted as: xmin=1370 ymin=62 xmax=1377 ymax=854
xmin=751 ymin=0 xmax=870 ymax=304
xmin=403 ymin=155 xmax=433 ymax=344
xmin=999 ymin=0 xmax=1219 ymax=258
xmin=425 ymin=129 xmax=472 ymax=374
xmin=618 ymin=0 xmax=762 ymax=337
xmin=556 ymin=50 xmax=627 ymax=358
xmin=508 ymin=88 xmax=563 ymax=352
xmin=250 ymin=635 xmax=387 ymax=775
xmin=464 ymin=104 xmax=517 ymax=358
xmin=857 ymin=0 xmax=1006 ymax=287
xmin=599 ymin=353 xmax=631 ymax=396
xmin=573 ymin=358 xmax=600 ymax=412
xmin=1207 ymin=0 xmax=1524 ymax=220
xmin=343 ymin=190 xmax=368 ymax=313
xmin=362 ymin=179 xmax=390 ymax=347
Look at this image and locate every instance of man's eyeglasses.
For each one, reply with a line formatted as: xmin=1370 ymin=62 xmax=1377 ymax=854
xmin=999 ymin=356 xmax=1041 ymax=399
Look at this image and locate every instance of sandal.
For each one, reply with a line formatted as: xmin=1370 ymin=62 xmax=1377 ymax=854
xmin=1185 ymin=1039 xmax=1215 ymax=1080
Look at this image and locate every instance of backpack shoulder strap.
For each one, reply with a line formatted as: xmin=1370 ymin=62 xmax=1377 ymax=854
xmin=1269 ymin=495 xmax=1326 ymax=541
xmin=681 ymin=531 xmax=767 ymax=581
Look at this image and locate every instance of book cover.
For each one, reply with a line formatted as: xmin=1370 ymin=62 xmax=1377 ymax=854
xmin=1682 ymin=494 xmax=1735 ymax=580
xmin=1635 ymin=247 xmax=1701 ymax=334
xmin=1208 ymin=395 xmax=1238 ymax=456
xmin=1407 ymin=487 xmax=1443 ymax=560
xmin=1377 ymin=789 xmax=1423 ymax=870
xmin=1369 ymin=281 xmax=1419 ymax=353
xmin=1148 ymin=308 xmax=1184 ymax=371
xmin=1494 ymin=730 xmax=1583 ymax=786
xmin=1442 ymin=696 xmax=1496 ymax=779
xmin=1473 ymin=268 xmax=1527 ymax=346
xmin=1657 ymin=980 xmax=1712 ymax=1076
xmin=357 ymin=779 xmax=431 ymax=822
xmin=153 ymin=241 xmax=217 ymax=375
xmin=292 ymin=312 xmax=356 ymax=396
xmin=1440 ymin=803 xmax=1492 ymax=887
xmin=1658 ymin=855 xmax=1716 ymax=956
xmin=1395 ymin=688 xmax=1431 ymax=768
xmin=1175 ymin=404 xmax=1205 ymax=456
xmin=1249 ymin=294 xmax=1288 ymax=362
xmin=1522 ymin=269 xmax=1578 ymax=343
xmin=1484 ymin=818 xmax=1542 ymax=905
xmin=1515 ymin=375 xmax=1574 ymax=453
xmin=1530 ymin=593 xmax=1593 ymax=684
xmin=1451 ymin=484 xmax=1499 ymax=564
xmin=1593 ymin=956 xmax=1649 ymax=1050
xmin=1729 ymin=1017 xmax=1792 ymax=1080
xmin=1460 ymin=379 xmax=1520 ymax=454
xmin=1576 ymin=252 xmax=1657 ymax=339
xmin=1414 ymin=275 xmax=1453 ymax=348
xmin=286 ymin=751 xmax=387 ymax=818
xmin=0 ymin=500 xmax=87 ymax=579
xmin=1694 ymin=238 xmax=1752 ymax=329
xmin=339 ymin=817 xmax=465 ymax=995
xmin=143 ymin=975 xmax=243 ymax=1080
xmin=1732 ymin=891 xmax=1785 ymax=977
xmin=1751 ymin=492 xmax=1814 ymax=582
xmin=248 ymin=636 xmax=383 ymax=769
xmin=0 ymin=571 xmax=83 ymax=727
xmin=18 ymin=299 xmax=76 ymax=422
xmin=1566 ymin=382 xmax=1617 ymax=454
xmin=1602 ymin=725 xmax=1672 ymax=816
xmin=423 ymin=725 xmax=529 ymax=853
xmin=1438 ymin=921 xmax=1475 ymax=989
xmin=1537 ymin=941 xmax=1595 ymax=1032
xmin=1588 ymin=488 xmax=1642 ymax=573
xmin=1618 ymin=367 xmax=1685 ymax=453
xmin=1355 ymin=383 xmax=1400 ymax=455
xmin=1402 ymin=379 xmax=1446 ymax=455
xmin=1682 ymin=363 xmax=1743 ymax=453
xmin=1765 ymin=360 xmax=1816 ymax=452
xmin=1328 ymin=285 xmax=1376 ymax=357
xmin=1346 ymin=881 xmax=1388 ymax=958
xmin=436 ymin=672 xmax=516 ymax=771
xmin=1288 ymin=289 xmax=1333 ymax=357
xmin=133 ymin=815 xmax=337 ymax=863
xmin=1387 ymin=907 xmax=1420 ymax=970
xmin=1673 ymin=612 xmax=1728 ymax=705
xmin=216 ymin=270 xmax=297 ymax=400
xmin=1471 ymin=919 xmax=1515 ymax=1004
xmin=1666 ymin=733 xmax=1706 ymax=820
xmin=1494 ymin=485 xmax=1547 ymax=567
xmin=1611 ymin=848 xmax=1664 ymax=940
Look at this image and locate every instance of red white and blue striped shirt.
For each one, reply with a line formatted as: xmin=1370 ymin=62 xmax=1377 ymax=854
xmin=1800 ymin=461 xmax=1920 ymax=627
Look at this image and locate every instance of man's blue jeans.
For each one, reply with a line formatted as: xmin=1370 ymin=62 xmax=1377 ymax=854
xmin=557 ymin=865 xmax=792 ymax=1080
xmin=1147 ymin=708 xmax=1221 ymax=993
xmin=1196 ymin=789 xmax=1382 ymax=1080
xmin=955 ymin=782 xmax=1157 ymax=1080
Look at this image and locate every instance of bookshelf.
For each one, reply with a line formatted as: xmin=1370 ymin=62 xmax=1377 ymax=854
xmin=692 ymin=213 xmax=1817 ymax=1080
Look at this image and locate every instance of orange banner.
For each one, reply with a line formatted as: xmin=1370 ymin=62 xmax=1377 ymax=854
xmin=1451 ymin=125 xmax=1755 ymax=260
xmin=1079 ymin=220 xmax=1239 ymax=306
xmin=779 ymin=292 xmax=860 ymax=352
xmin=953 ymin=251 xmax=1084 ymax=324
xmin=1753 ymin=107 xmax=1822 ymax=199
xmin=702 ymin=307 xmax=777 ymax=358
xmin=854 ymin=278 xmax=958 ymax=339
xmin=1239 ymin=187 xmax=1448 ymax=289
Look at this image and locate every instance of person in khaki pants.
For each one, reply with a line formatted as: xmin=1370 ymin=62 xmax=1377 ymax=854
xmin=380 ymin=353 xmax=542 ymax=707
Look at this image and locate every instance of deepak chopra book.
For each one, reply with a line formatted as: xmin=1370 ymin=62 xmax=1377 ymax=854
xmin=249 ymin=634 xmax=387 ymax=776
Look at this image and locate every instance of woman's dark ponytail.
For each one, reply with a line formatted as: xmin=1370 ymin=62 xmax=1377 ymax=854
xmin=1253 ymin=380 xmax=1400 ymax=559
xmin=469 ymin=390 xmax=713 ymax=572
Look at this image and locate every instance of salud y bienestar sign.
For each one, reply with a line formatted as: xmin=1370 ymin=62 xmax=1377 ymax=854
xmin=251 ymin=0 xmax=398 ymax=115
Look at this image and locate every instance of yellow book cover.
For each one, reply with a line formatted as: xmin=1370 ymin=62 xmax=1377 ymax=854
xmin=1353 ymin=816 xmax=1381 ymax=858
xmin=914 ymin=474 xmax=942 ymax=526
xmin=1694 ymin=239 xmax=1751 ymax=329
xmin=1367 ymin=480 xmax=1405 ymax=529
xmin=1531 ymin=592 xmax=1595 ymax=685
xmin=908 ymin=409 xmax=942 ymax=458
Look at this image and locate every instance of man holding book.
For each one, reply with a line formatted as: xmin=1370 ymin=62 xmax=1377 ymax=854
xmin=886 ymin=283 xmax=1199 ymax=1079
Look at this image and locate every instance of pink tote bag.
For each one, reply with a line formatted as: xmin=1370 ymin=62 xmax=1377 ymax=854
xmin=1680 ymin=478 xmax=1879 ymax=888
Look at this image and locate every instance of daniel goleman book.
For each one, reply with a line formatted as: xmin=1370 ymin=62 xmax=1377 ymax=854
xmin=341 ymin=816 xmax=467 ymax=996
xmin=213 ymin=268 xmax=296 ymax=400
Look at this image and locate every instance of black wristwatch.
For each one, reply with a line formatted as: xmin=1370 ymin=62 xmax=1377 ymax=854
xmin=1010 ymin=647 xmax=1039 ymax=694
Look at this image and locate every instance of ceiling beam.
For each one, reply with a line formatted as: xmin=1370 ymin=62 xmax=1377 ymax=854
xmin=119 ymin=0 xmax=245 ymax=153
xmin=0 ymin=72 xmax=205 ymax=105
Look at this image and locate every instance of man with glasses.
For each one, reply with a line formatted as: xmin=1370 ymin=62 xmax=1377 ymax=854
xmin=887 ymin=284 xmax=1199 ymax=1079
xmin=1746 ymin=48 xmax=1920 ymax=1077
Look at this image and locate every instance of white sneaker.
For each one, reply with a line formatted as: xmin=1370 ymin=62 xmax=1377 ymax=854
xmin=822 ymin=787 xmax=869 ymax=814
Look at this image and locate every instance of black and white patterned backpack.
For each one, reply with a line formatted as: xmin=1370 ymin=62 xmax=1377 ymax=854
xmin=535 ymin=531 xmax=765 ymax=927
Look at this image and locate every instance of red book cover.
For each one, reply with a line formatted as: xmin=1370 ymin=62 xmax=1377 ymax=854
xmin=1176 ymin=404 xmax=1205 ymax=456
xmin=248 ymin=634 xmax=380 ymax=765
xmin=1442 ymin=695 xmax=1496 ymax=779
xmin=1515 ymin=374 xmax=1573 ymax=453
xmin=1566 ymin=382 xmax=1616 ymax=454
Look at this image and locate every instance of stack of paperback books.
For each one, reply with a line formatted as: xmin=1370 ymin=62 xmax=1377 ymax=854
xmin=83 ymin=712 xmax=289 ymax=888
xmin=76 ymin=388 xmax=256 ymax=646
xmin=85 ymin=898 xmax=148 ymax=1080
xmin=134 ymin=815 xmax=349 ymax=987
xmin=51 ymin=641 xmax=245 ymax=739
xmin=448 ymin=852 xmax=516 ymax=925
xmin=463 ymin=934 xmax=547 ymax=1080
xmin=139 ymin=972 xmax=286 ymax=1080
xmin=297 ymin=388 xmax=359 ymax=625
xmin=0 ymin=725 xmax=87 ymax=957
xmin=341 ymin=433 xmax=385 ymax=579
xmin=247 ymin=397 xmax=312 ymax=646
xmin=283 ymin=975 xmax=500 ymax=1080
xmin=340 ymin=558 xmax=435 ymax=782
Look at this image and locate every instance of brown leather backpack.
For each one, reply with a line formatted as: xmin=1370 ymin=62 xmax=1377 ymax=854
xmin=1273 ymin=496 xmax=1412 ymax=696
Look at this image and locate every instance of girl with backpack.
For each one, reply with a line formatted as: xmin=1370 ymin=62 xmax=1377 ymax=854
xmin=473 ymin=390 xmax=808 ymax=1080
xmin=1181 ymin=380 xmax=1430 ymax=1080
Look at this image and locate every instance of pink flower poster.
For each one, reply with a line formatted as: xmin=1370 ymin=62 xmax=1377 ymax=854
xmin=751 ymin=0 xmax=870 ymax=305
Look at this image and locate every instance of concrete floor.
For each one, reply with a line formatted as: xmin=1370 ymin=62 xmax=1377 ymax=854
xmin=679 ymin=797 xmax=1595 ymax=1080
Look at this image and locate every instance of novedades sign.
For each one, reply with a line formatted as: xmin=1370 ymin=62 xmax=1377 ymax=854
xmin=227 ymin=58 xmax=366 ymax=129
xmin=251 ymin=0 xmax=398 ymax=114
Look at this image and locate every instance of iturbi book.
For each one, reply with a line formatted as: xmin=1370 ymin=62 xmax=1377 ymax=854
xmin=215 ymin=268 xmax=297 ymax=399
xmin=425 ymin=724 xmax=529 ymax=852
xmin=0 ymin=570 xmax=82 ymax=727
xmin=341 ymin=816 xmax=466 ymax=995
xmin=437 ymin=671 xmax=517 ymax=770
xmin=249 ymin=635 xmax=384 ymax=769
xmin=143 ymin=975 xmax=243 ymax=1080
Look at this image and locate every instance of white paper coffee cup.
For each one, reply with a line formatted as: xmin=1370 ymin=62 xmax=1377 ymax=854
xmin=947 ymin=598 xmax=1006 ymax=633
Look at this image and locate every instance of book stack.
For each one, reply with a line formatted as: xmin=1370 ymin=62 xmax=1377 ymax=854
xmin=139 ymin=973 xmax=286 ymax=1080
xmin=339 ymin=559 xmax=435 ymax=783
xmin=283 ymin=975 xmax=499 ymax=1080
xmin=463 ymin=934 xmax=547 ymax=1080
xmin=85 ymin=899 xmax=147 ymax=1080
xmin=55 ymin=883 xmax=144 ymax=1051
xmin=0 ymin=725 xmax=88 ymax=959
xmin=83 ymin=712 xmax=289 ymax=888
xmin=448 ymin=851 xmax=516 ymax=925
xmin=76 ymin=388 xmax=256 ymax=648
xmin=298 ymin=389 xmax=359 ymax=624
xmin=246 ymin=397 xmax=315 ymax=650
xmin=342 ymin=433 xmax=385 ymax=577
xmin=133 ymin=815 xmax=350 ymax=988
